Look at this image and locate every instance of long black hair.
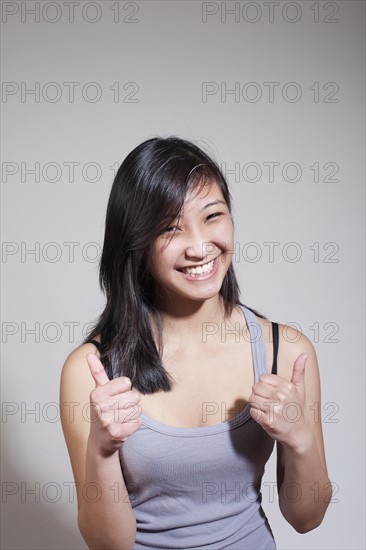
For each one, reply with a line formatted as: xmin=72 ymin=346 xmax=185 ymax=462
xmin=84 ymin=136 xmax=267 ymax=393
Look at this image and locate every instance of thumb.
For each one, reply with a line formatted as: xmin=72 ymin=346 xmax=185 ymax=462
xmin=86 ymin=352 xmax=110 ymax=387
xmin=291 ymin=352 xmax=307 ymax=387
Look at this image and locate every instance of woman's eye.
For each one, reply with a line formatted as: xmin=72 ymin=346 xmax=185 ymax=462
xmin=161 ymin=213 xmax=223 ymax=234
xmin=163 ymin=226 xmax=179 ymax=234
xmin=207 ymin=212 xmax=223 ymax=220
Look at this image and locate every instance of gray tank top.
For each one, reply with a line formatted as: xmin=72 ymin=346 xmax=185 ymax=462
xmin=117 ymin=305 xmax=277 ymax=549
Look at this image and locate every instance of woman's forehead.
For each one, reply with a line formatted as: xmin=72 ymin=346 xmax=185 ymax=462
xmin=183 ymin=179 xmax=225 ymax=207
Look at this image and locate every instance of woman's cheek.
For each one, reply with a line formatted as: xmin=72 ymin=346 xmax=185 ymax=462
xmin=215 ymin=225 xmax=234 ymax=255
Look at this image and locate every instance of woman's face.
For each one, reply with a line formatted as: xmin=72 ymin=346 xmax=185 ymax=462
xmin=148 ymin=180 xmax=235 ymax=309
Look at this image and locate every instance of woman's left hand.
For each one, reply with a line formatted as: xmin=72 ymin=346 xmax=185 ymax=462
xmin=249 ymin=352 xmax=312 ymax=450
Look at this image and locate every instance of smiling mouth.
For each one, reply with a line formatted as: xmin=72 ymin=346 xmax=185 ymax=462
xmin=178 ymin=257 xmax=218 ymax=276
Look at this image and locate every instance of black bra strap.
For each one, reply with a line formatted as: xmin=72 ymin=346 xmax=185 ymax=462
xmin=271 ymin=322 xmax=279 ymax=375
xmin=87 ymin=339 xmax=102 ymax=352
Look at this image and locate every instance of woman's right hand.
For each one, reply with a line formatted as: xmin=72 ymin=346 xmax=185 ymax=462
xmin=86 ymin=352 xmax=142 ymax=457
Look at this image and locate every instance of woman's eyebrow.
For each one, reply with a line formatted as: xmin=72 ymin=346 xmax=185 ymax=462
xmin=201 ymin=200 xmax=227 ymax=211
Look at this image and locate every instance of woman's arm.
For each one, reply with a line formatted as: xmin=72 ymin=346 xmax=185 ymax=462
xmin=60 ymin=343 xmax=140 ymax=549
xmin=275 ymin=328 xmax=331 ymax=532
xmin=250 ymin=325 xmax=331 ymax=533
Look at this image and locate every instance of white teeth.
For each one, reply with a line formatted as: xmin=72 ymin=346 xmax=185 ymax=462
xmin=182 ymin=259 xmax=214 ymax=276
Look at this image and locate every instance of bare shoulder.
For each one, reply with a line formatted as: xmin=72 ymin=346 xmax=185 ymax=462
xmin=61 ymin=340 xmax=101 ymax=397
xmin=277 ymin=322 xmax=316 ymax=357
xmin=62 ymin=338 xmax=101 ymax=368
xmin=277 ymin=324 xmax=323 ymax=427
xmin=256 ymin=316 xmax=318 ymax=382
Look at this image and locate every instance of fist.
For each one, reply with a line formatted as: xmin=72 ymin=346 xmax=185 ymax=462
xmin=86 ymin=352 xmax=142 ymax=457
xmin=249 ymin=352 xmax=310 ymax=449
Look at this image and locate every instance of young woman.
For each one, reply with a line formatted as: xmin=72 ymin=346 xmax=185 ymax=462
xmin=60 ymin=137 xmax=331 ymax=550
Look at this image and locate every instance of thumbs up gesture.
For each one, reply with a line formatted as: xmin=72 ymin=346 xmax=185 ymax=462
xmin=249 ymin=352 xmax=310 ymax=449
xmin=86 ymin=352 xmax=142 ymax=457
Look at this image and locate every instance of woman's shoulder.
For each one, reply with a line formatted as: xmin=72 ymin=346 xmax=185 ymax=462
xmin=64 ymin=336 xmax=101 ymax=363
xmin=60 ymin=338 xmax=102 ymax=394
xmin=254 ymin=314 xmax=314 ymax=352
xmin=255 ymin=315 xmax=317 ymax=380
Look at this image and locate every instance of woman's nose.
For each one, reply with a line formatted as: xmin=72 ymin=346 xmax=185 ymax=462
xmin=184 ymin=228 xmax=213 ymax=260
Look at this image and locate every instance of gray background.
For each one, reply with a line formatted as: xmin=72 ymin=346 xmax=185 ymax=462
xmin=1 ymin=1 xmax=365 ymax=548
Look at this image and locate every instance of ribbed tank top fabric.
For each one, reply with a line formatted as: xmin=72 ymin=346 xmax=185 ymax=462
xmin=101 ymin=305 xmax=277 ymax=550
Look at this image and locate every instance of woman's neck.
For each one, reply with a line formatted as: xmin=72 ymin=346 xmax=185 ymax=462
xmin=153 ymin=295 xmax=234 ymax=343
